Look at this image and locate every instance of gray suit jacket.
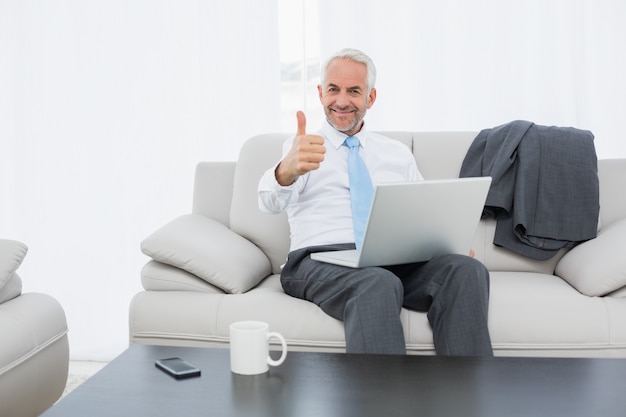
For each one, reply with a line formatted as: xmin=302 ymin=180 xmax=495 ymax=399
xmin=460 ymin=120 xmax=599 ymax=260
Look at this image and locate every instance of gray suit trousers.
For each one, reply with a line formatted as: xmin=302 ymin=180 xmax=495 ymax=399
xmin=281 ymin=244 xmax=493 ymax=357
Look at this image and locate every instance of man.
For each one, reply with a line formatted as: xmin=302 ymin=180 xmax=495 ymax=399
xmin=258 ymin=48 xmax=492 ymax=356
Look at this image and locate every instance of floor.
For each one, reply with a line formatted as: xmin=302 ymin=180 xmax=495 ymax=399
xmin=62 ymin=361 xmax=109 ymax=398
xmin=69 ymin=360 xmax=108 ymax=375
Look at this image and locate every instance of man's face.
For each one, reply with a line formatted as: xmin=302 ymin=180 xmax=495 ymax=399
xmin=318 ymin=58 xmax=377 ymax=136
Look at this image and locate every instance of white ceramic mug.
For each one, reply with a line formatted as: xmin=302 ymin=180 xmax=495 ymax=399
xmin=229 ymin=321 xmax=288 ymax=375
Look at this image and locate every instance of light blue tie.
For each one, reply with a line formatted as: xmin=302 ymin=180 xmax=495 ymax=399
xmin=344 ymin=136 xmax=374 ymax=249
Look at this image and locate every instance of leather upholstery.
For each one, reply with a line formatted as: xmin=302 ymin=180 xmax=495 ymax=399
xmin=0 ymin=241 xmax=69 ymax=417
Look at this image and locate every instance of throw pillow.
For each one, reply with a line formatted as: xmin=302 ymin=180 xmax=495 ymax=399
xmin=0 ymin=272 xmax=22 ymax=304
xmin=141 ymin=214 xmax=271 ymax=294
xmin=555 ymin=218 xmax=626 ymax=296
xmin=0 ymin=239 xmax=28 ymax=290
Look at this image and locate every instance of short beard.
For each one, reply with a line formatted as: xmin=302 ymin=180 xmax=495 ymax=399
xmin=327 ymin=113 xmax=362 ymax=135
xmin=326 ymin=99 xmax=368 ymax=136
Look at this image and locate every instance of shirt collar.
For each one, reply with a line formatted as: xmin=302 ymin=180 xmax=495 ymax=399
xmin=319 ymin=118 xmax=370 ymax=150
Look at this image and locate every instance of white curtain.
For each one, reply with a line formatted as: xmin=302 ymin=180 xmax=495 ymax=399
xmin=318 ymin=0 xmax=626 ymax=159
xmin=0 ymin=0 xmax=281 ymax=360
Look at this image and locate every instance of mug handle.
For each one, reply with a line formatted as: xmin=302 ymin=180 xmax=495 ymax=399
xmin=266 ymin=332 xmax=288 ymax=367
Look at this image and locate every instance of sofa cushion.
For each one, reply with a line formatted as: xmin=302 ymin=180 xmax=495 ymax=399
xmin=141 ymin=214 xmax=271 ymax=294
xmin=0 ymin=240 xmax=27 ymax=294
xmin=411 ymin=131 xmax=475 ymax=179
xmin=0 ymin=273 xmax=22 ymax=304
xmin=555 ymin=218 xmax=626 ymax=296
xmin=229 ymin=133 xmax=292 ymax=274
xmin=141 ymin=260 xmax=225 ymax=294
xmin=473 ymin=219 xmax=565 ymax=274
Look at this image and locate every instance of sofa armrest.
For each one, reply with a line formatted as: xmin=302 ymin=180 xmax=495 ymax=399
xmin=555 ymin=218 xmax=626 ymax=296
xmin=141 ymin=214 xmax=271 ymax=294
xmin=192 ymin=161 xmax=236 ymax=227
xmin=0 ymin=293 xmax=69 ymax=417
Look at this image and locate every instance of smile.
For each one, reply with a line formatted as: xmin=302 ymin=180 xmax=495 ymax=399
xmin=330 ymin=108 xmax=356 ymax=116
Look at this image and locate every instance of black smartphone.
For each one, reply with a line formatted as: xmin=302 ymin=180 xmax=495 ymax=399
xmin=155 ymin=357 xmax=201 ymax=379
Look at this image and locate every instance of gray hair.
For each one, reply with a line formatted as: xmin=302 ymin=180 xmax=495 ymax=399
xmin=320 ymin=48 xmax=377 ymax=92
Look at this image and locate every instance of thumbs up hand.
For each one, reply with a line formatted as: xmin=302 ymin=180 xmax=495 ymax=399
xmin=275 ymin=111 xmax=326 ymax=186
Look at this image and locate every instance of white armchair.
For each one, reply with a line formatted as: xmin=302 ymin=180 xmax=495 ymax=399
xmin=0 ymin=239 xmax=70 ymax=417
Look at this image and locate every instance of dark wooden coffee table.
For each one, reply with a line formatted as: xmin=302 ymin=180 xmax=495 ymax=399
xmin=42 ymin=344 xmax=626 ymax=417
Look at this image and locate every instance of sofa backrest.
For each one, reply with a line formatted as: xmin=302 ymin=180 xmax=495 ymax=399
xmin=224 ymin=132 xmax=571 ymax=275
xmin=229 ymin=133 xmax=291 ymax=273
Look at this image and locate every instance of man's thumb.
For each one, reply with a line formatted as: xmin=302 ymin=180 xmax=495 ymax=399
xmin=296 ymin=111 xmax=306 ymax=136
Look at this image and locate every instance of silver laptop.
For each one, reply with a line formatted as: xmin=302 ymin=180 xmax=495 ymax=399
xmin=310 ymin=177 xmax=492 ymax=268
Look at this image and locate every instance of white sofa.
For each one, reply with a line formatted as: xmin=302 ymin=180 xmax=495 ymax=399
xmin=130 ymin=132 xmax=626 ymax=357
xmin=0 ymin=240 xmax=69 ymax=417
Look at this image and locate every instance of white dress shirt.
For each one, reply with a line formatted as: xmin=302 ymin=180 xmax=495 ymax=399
xmin=258 ymin=120 xmax=423 ymax=252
